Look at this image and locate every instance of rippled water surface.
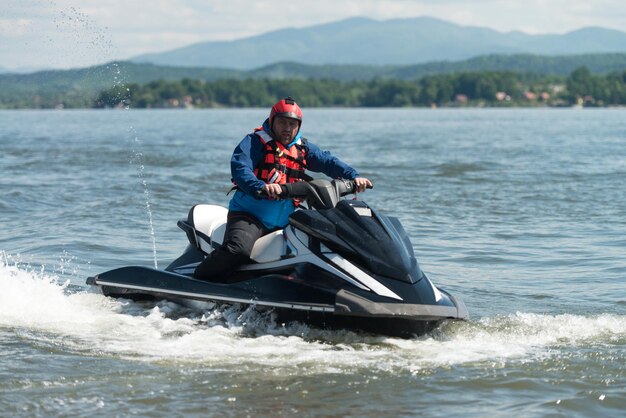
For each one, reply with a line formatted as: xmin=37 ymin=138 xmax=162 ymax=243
xmin=1 ymin=108 xmax=625 ymax=417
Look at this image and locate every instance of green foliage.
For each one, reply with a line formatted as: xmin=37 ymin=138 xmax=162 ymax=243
xmin=86 ymin=68 xmax=625 ymax=109
xmin=565 ymin=67 xmax=626 ymax=104
xmin=1 ymin=61 xmax=625 ymax=108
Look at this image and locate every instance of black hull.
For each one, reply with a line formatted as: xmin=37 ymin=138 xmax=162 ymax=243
xmin=87 ymin=266 xmax=466 ymax=338
xmin=272 ymin=309 xmax=443 ymax=338
xmin=92 ymin=285 xmax=443 ymax=338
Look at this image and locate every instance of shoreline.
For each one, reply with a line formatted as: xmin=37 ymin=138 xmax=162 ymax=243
xmin=2 ymin=104 xmax=625 ymax=111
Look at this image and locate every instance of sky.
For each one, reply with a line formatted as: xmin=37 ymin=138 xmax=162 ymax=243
xmin=1 ymin=0 xmax=625 ymax=71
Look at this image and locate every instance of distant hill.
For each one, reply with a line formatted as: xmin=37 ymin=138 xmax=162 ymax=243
xmin=131 ymin=17 xmax=626 ymax=69
xmin=1 ymin=53 xmax=625 ymax=108
xmin=255 ymin=53 xmax=626 ymax=81
xmin=0 ymin=62 xmax=239 ymax=107
xmin=0 ymin=65 xmax=54 ymax=74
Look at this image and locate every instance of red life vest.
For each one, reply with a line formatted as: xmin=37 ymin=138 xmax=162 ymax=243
xmin=252 ymin=127 xmax=312 ymax=185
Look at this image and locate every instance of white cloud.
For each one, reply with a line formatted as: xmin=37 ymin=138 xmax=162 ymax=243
xmin=1 ymin=0 xmax=625 ymax=71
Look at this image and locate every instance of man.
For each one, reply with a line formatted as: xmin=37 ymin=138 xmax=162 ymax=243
xmin=194 ymin=97 xmax=372 ymax=281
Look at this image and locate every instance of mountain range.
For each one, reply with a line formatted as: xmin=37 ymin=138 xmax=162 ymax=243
xmin=131 ymin=16 xmax=626 ymax=69
xmin=2 ymin=53 xmax=624 ymax=109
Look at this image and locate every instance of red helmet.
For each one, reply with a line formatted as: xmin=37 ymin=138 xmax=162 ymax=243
xmin=269 ymin=96 xmax=303 ymax=128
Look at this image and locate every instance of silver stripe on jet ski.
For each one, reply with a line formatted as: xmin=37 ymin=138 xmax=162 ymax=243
xmin=174 ymin=253 xmax=400 ymax=300
xmin=173 ymin=268 xmax=196 ymax=275
xmin=171 ymin=262 xmax=200 ymax=275
xmin=424 ymin=273 xmax=443 ymax=302
xmin=94 ymin=280 xmax=335 ymax=312
xmin=321 ymin=252 xmax=403 ymax=301
xmin=170 ymin=235 xmax=401 ymax=300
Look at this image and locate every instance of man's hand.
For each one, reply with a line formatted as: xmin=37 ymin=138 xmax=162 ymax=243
xmin=354 ymin=177 xmax=373 ymax=193
xmin=262 ymin=183 xmax=283 ymax=199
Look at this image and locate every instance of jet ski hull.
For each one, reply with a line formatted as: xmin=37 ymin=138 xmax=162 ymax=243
xmin=87 ymin=265 xmax=467 ymax=338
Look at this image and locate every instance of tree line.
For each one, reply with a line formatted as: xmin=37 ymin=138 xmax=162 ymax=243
xmin=1 ymin=66 xmax=623 ymax=109
xmin=93 ymin=67 xmax=626 ymax=109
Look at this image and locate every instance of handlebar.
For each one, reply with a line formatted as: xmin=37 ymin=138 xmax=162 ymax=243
xmin=255 ymin=179 xmax=372 ymax=209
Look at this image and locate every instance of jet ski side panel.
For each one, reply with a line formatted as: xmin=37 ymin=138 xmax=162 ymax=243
xmin=88 ymin=266 xmax=338 ymax=312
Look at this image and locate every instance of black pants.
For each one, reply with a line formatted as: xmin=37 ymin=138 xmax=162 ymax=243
xmin=193 ymin=211 xmax=271 ymax=281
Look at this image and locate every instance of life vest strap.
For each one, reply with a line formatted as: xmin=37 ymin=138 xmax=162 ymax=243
xmin=267 ymin=140 xmax=308 ymax=169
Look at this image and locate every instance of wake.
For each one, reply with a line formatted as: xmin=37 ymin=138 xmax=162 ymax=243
xmin=1 ymin=255 xmax=625 ymax=374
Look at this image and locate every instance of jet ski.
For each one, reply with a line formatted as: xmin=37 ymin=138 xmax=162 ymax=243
xmin=87 ymin=179 xmax=468 ymax=338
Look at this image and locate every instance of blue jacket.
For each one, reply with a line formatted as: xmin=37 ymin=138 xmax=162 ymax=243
xmin=229 ymin=119 xmax=360 ymax=229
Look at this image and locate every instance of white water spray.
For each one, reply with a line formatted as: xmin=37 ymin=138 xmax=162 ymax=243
xmin=5 ymin=2 xmax=159 ymax=267
xmin=3 ymin=253 xmax=626 ymax=372
xmin=59 ymin=4 xmax=160 ymax=268
xmin=106 ymin=62 xmax=160 ymax=268
xmin=129 ymin=137 xmax=159 ymax=269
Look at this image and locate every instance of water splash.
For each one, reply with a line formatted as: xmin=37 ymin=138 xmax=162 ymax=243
xmin=100 ymin=44 xmax=158 ymax=268
xmin=5 ymin=0 xmax=115 ymax=71
xmin=2 ymin=257 xmax=625 ymax=373
xmin=129 ymin=134 xmax=159 ymax=269
xmin=4 ymin=2 xmax=159 ymax=265
xmin=45 ymin=2 xmax=160 ymax=267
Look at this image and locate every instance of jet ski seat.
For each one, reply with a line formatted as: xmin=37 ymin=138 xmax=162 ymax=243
xmin=179 ymin=204 xmax=228 ymax=254
xmin=179 ymin=204 xmax=287 ymax=263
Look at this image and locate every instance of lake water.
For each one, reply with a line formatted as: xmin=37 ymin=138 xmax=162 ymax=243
xmin=1 ymin=108 xmax=625 ymax=417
